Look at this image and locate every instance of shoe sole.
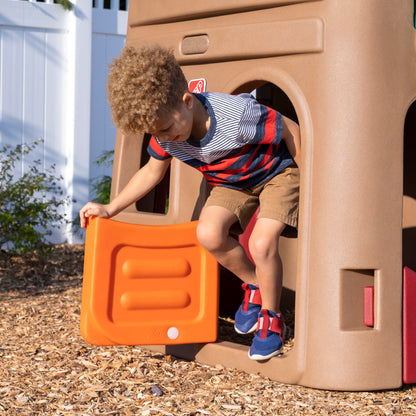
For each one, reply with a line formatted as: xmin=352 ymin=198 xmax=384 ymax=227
xmin=234 ymin=321 xmax=257 ymax=335
xmin=248 ymin=345 xmax=283 ymax=361
xmin=247 ymin=324 xmax=287 ymax=361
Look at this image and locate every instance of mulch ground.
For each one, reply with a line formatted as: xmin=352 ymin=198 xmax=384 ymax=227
xmin=1 ymin=245 xmax=416 ymax=416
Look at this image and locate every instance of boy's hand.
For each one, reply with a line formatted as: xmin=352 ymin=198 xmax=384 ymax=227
xmin=79 ymin=202 xmax=111 ymax=228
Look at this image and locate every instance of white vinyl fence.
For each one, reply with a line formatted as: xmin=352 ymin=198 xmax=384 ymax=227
xmin=0 ymin=0 xmax=128 ymax=244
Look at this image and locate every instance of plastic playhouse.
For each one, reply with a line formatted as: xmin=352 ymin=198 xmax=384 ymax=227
xmin=81 ymin=0 xmax=416 ymax=391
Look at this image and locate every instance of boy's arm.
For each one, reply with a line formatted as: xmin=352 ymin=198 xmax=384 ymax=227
xmin=79 ymin=156 xmax=171 ymax=228
xmin=281 ymin=115 xmax=301 ymax=168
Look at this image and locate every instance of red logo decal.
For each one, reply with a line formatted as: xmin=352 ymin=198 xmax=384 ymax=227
xmin=188 ymin=78 xmax=206 ymax=93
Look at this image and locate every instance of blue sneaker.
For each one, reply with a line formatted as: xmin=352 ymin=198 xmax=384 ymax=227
xmin=248 ymin=309 xmax=286 ymax=361
xmin=234 ymin=283 xmax=262 ymax=334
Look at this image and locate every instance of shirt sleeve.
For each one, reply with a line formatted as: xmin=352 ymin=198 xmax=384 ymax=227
xmin=238 ymin=97 xmax=283 ymax=146
xmin=147 ymin=136 xmax=172 ymax=160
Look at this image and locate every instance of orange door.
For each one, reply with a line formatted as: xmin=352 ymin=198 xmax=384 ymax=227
xmin=81 ymin=217 xmax=218 ymax=346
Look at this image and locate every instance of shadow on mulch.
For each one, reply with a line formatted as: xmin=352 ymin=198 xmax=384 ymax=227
xmin=0 ymin=244 xmax=84 ymax=299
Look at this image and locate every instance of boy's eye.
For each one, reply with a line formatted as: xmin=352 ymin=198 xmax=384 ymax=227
xmin=161 ymin=123 xmax=173 ymax=133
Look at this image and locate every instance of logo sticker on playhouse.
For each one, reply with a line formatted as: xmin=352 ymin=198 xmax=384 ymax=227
xmin=188 ymin=78 xmax=206 ymax=93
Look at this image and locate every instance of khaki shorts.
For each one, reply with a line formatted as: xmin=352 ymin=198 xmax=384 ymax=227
xmin=204 ymin=163 xmax=300 ymax=235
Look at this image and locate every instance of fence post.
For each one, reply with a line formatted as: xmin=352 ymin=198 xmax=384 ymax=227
xmin=65 ymin=0 xmax=93 ymax=243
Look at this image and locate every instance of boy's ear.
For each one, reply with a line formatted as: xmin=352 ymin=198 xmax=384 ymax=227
xmin=182 ymin=92 xmax=194 ymax=109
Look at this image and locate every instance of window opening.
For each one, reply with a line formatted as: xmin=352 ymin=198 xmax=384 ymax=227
xmin=403 ymin=101 xmax=416 ymax=270
xmin=135 ymin=134 xmax=170 ymax=215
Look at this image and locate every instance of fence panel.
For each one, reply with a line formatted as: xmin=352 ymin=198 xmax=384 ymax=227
xmin=0 ymin=1 xmax=71 ymax=244
xmin=0 ymin=0 xmax=128 ymax=245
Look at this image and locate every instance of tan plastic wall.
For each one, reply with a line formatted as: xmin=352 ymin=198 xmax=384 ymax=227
xmin=111 ymin=0 xmax=416 ymax=390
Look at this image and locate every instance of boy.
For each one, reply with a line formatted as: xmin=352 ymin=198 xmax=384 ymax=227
xmin=80 ymin=44 xmax=301 ymax=360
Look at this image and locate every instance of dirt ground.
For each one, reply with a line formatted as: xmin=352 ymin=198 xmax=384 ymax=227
xmin=1 ymin=245 xmax=416 ymax=416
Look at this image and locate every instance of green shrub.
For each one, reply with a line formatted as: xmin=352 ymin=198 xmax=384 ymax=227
xmin=54 ymin=0 xmax=74 ymax=11
xmin=89 ymin=150 xmax=114 ymax=205
xmin=0 ymin=140 xmax=69 ymax=257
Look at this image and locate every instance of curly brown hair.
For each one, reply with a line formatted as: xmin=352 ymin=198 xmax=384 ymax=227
xmin=106 ymin=44 xmax=188 ymax=134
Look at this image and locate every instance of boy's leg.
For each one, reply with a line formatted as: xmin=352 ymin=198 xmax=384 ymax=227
xmin=248 ymin=217 xmax=286 ymax=314
xmin=250 ymin=163 xmax=299 ymax=315
xmin=197 ymin=204 xmax=262 ymax=334
xmin=197 ymin=205 xmax=257 ymax=285
xmin=246 ymin=163 xmax=299 ymax=360
xmin=247 ymin=217 xmax=287 ymax=360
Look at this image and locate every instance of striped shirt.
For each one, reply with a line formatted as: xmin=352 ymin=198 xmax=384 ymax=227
xmin=147 ymin=92 xmax=293 ymax=189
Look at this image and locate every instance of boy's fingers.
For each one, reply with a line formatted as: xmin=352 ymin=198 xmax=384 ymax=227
xmin=79 ymin=203 xmax=106 ymax=228
xmin=80 ymin=204 xmax=92 ymax=218
xmin=79 ymin=206 xmax=91 ymax=227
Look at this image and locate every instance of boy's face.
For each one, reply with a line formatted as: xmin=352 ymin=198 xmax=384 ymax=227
xmin=149 ymin=94 xmax=194 ymax=143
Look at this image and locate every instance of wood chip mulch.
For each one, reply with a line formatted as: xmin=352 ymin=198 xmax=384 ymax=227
xmin=1 ymin=245 xmax=416 ymax=416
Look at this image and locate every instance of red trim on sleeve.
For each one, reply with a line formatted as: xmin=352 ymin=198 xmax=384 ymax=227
xmin=149 ymin=136 xmax=170 ymax=159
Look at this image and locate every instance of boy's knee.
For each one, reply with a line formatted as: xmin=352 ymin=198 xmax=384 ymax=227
xmin=197 ymin=221 xmax=226 ymax=252
xmin=248 ymin=234 xmax=278 ymax=263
